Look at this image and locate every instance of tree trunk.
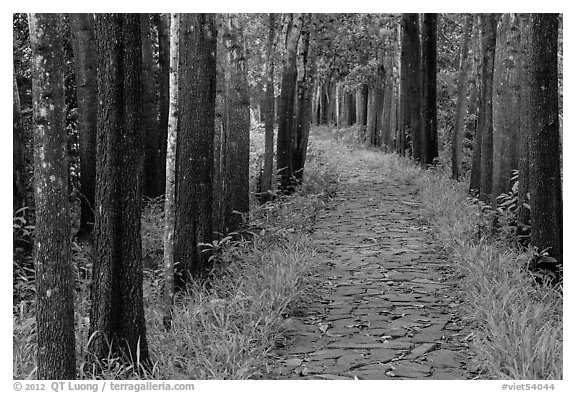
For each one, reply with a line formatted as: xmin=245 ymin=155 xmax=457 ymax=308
xmin=355 ymin=84 xmax=368 ymax=131
xmin=517 ymin=15 xmax=531 ymax=240
xmin=222 ymin=14 xmax=250 ymax=232
xmin=477 ymin=14 xmax=499 ymax=203
xmin=174 ymin=14 xmax=217 ymax=285
xmin=157 ymin=13 xmax=170 ymax=197
xmin=260 ymin=13 xmax=276 ymax=203
xmin=13 ymin=71 xmax=26 ymax=213
xmin=90 ymin=14 xmax=149 ymax=365
xmin=492 ymin=14 xmax=521 ymax=205
xmin=400 ymin=13 xmax=422 ymax=161
xmin=421 ymin=13 xmax=438 ymax=166
xmin=470 ymin=14 xmax=498 ymax=198
xmin=29 ymin=13 xmax=76 ymax=380
xmin=70 ymin=13 xmax=97 ymax=238
xmin=277 ymin=13 xmax=302 ymax=194
xmin=526 ymin=14 xmax=562 ymax=266
xmin=141 ymin=13 xmax=161 ymax=198
xmin=162 ymin=12 xmax=180 ymax=330
xmin=294 ymin=14 xmax=316 ymax=183
xmin=451 ymin=14 xmax=472 ymax=180
xmin=381 ymin=52 xmax=395 ymax=150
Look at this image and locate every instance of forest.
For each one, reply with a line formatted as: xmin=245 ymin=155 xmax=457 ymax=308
xmin=13 ymin=13 xmax=562 ymax=381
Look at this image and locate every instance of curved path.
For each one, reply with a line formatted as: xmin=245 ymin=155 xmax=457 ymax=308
xmin=267 ymin=131 xmax=479 ymax=380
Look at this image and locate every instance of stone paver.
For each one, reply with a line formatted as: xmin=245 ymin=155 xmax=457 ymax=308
xmin=265 ymin=133 xmax=478 ymax=380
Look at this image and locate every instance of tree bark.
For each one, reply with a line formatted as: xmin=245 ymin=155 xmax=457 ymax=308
xmin=174 ymin=14 xmax=217 ymax=285
xmin=526 ymin=14 xmax=562 ymax=265
xmin=451 ymin=14 xmax=472 ymax=180
xmin=355 ymin=84 xmax=368 ymax=132
xmin=157 ymin=13 xmax=170 ymax=197
xmin=141 ymin=13 xmax=161 ymax=198
xmin=400 ymin=13 xmax=422 ymax=161
xmin=517 ymin=15 xmax=531 ymax=239
xmin=162 ymin=12 xmax=179 ymax=330
xmin=260 ymin=13 xmax=276 ymax=203
xmin=13 ymin=71 xmax=26 ymax=213
xmin=478 ymin=14 xmax=499 ymax=203
xmin=277 ymin=13 xmax=302 ymax=194
xmin=90 ymin=13 xmax=149 ymax=365
xmin=470 ymin=14 xmax=498 ymax=199
xmin=492 ymin=14 xmax=521 ymax=205
xmin=222 ymin=14 xmax=250 ymax=232
xmin=381 ymin=52 xmax=395 ymax=150
xmin=29 ymin=12 xmax=76 ymax=380
xmin=70 ymin=13 xmax=97 ymax=238
xmin=421 ymin=13 xmax=438 ymax=166
xmin=294 ymin=14 xmax=316 ymax=183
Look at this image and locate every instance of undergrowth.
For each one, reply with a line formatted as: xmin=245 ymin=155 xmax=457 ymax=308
xmin=13 ymin=126 xmax=339 ymax=380
xmin=381 ymin=155 xmax=562 ymax=380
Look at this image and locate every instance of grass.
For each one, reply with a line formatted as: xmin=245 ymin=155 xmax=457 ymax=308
xmin=13 ymin=125 xmax=338 ymax=380
xmin=372 ymin=150 xmax=563 ymax=380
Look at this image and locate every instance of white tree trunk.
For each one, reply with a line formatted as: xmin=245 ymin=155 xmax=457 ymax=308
xmin=162 ymin=13 xmax=180 ymax=329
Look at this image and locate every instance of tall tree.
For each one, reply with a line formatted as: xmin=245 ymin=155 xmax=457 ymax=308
xmin=90 ymin=13 xmax=149 ymax=364
xmin=492 ymin=14 xmax=521 ymax=204
xmin=156 ymin=13 xmax=170 ymax=196
xmin=13 ymin=71 xmax=26 ymax=213
xmin=293 ymin=14 xmax=317 ymax=182
xmin=28 ymin=12 xmax=76 ymax=379
xmin=517 ymin=15 xmax=532 ymax=239
xmin=162 ymin=13 xmax=180 ymax=329
xmin=141 ymin=13 xmax=161 ymax=198
xmin=259 ymin=13 xmax=277 ymax=203
xmin=173 ymin=14 xmax=217 ymax=286
xmin=222 ymin=14 xmax=250 ymax=232
xmin=526 ymin=14 xmax=562 ymax=266
xmin=277 ymin=13 xmax=303 ymax=193
xmin=420 ymin=13 xmax=438 ymax=166
xmin=470 ymin=13 xmax=498 ymax=201
xmin=381 ymin=50 xmax=396 ymax=150
xmin=451 ymin=14 xmax=472 ymax=180
xmin=355 ymin=84 xmax=368 ymax=134
xmin=400 ymin=13 xmax=422 ymax=161
xmin=70 ymin=13 xmax=97 ymax=238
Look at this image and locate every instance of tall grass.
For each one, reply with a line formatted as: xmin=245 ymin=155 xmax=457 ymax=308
xmin=382 ymin=156 xmax=562 ymax=380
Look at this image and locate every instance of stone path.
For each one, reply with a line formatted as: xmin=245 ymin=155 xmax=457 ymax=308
xmin=266 ymin=137 xmax=480 ymax=380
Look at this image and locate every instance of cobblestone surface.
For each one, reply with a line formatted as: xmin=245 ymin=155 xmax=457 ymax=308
xmin=265 ymin=137 xmax=480 ymax=380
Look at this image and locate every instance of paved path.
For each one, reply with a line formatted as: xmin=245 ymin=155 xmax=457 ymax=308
xmin=266 ymin=135 xmax=478 ymax=380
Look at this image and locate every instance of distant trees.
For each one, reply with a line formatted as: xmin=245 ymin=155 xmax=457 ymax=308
xmin=28 ymin=12 xmax=76 ymax=379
